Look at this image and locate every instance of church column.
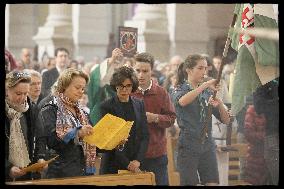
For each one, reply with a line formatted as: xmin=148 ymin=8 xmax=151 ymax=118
xmin=72 ymin=4 xmax=113 ymax=61
xmin=169 ymin=4 xmax=210 ymax=58
xmin=124 ymin=4 xmax=170 ymax=62
xmin=33 ymin=4 xmax=73 ymax=61
xmin=5 ymin=4 xmax=37 ymax=58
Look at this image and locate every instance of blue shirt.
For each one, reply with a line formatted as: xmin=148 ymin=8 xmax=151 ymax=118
xmin=171 ymin=81 xmax=221 ymax=140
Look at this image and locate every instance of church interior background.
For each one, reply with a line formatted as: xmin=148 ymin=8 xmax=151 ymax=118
xmin=5 ymin=4 xmax=234 ymax=64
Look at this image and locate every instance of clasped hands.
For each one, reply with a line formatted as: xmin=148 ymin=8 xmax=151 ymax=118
xmin=146 ymin=112 xmax=159 ymax=123
xmin=127 ymin=160 xmax=141 ymax=173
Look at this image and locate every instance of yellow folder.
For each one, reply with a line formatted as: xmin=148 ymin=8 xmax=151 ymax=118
xmin=83 ymin=113 xmax=133 ymax=150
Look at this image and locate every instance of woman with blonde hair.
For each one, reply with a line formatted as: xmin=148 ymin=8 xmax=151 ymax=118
xmin=38 ymin=68 xmax=96 ymax=178
xmin=5 ymin=70 xmax=46 ymax=181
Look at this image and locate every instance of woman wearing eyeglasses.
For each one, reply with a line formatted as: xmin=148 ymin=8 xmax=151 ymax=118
xmin=5 ymin=71 xmax=46 ymax=181
xmin=99 ymin=66 xmax=149 ymax=174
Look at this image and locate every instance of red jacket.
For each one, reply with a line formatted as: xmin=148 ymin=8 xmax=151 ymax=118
xmin=131 ymin=81 xmax=176 ymax=158
xmin=244 ymin=105 xmax=268 ymax=185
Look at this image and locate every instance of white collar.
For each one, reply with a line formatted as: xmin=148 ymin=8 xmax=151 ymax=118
xmin=138 ymin=80 xmax=152 ymax=95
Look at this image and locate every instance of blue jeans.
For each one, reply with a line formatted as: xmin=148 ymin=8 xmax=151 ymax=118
xmin=177 ymin=137 xmax=219 ymax=186
xmin=141 ymin=155 xmax=169 ymax=185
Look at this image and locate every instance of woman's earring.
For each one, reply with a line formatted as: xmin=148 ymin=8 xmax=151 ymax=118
xmin=116 ymin=87 xmax=119 ymax=90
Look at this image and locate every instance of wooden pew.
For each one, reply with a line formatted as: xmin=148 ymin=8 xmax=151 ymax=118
xmin=6 ymin=172 xmax=156 ymax=185
xmin=228 ymin=143 xmax=250 ymax=186
xmin=166 ymin=135 xmax=180 ymax=186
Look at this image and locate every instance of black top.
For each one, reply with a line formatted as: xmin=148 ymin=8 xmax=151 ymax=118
xmin=99 ymin=95 xmax=149 ymax=174
xmin=38 ymin=97 xmax=86 ymax=178
xmin=118 ymin=100 xmax=137 ymax=161
xmin=41 ymin=67 xmax=59 ymax=98
xmin=253 ymin=78 xmax=279 ymax=136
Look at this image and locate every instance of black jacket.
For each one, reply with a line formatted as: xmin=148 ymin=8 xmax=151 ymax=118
xmin=5 ymin=97 xmax=46 ymax=181
xmin=38 ymin=96 xmax=87 ymax=178
xmin=41 ymin=67 xmax=59 ymax=97
xmin=99 ymin=95 xmax=149 ymax=174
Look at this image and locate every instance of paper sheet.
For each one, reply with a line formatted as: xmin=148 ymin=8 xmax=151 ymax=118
xmin=83 ymin=114 xmax=133 ymax=150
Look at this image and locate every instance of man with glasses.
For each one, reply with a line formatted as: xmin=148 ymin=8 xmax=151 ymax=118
xmin=132 ymin=52 xmax=176 ymax=185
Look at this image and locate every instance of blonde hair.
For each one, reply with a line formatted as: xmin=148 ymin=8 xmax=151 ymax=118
xmin=6 ymin=70 xmax=31 ymax=89
xmin=54 ymin=68 xmax=89 ymax=93
xmin=23 ymin=69 xmax=42 ymax=79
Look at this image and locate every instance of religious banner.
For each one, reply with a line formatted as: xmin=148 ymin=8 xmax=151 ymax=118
xmin=118 ymin=26 xmax=138 ymax=57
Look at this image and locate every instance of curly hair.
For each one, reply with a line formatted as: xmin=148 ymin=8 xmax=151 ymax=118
xmin=134 ymin=52 xmax=155 ymax=69
xmin=55 ymin=68 xmax=89 ymax=93
xmin=110 ymin=66 xmax=139 ymax=92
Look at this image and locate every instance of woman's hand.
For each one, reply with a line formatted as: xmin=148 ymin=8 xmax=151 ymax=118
xmin=208 ymin=95 xmax=222 ymax=107
xmin=78 ymin=124 xmax=94 ymax=138
xmin=115 ymin=137 xmax=129 ymax=151
xmin=127 ymin=160 xmax=141 ymax=172
xmin=10 ymin=166 xmax=27 ymax=178
xmin=202 ymin=79 xmax=220 ymax=91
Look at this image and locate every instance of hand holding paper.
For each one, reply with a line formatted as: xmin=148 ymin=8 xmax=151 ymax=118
xmin=83 ymin=114 xmax=133 ymax=150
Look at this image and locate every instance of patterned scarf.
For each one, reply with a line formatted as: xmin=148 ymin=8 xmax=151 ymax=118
xmin=56 ymin=93 xmax=96 ymax=174
xmin=5 ymin=99 xmax=31 ymax=168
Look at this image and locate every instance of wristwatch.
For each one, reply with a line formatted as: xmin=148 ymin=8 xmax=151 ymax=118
xmin=155 ymin=115 xmax=159 ymax=123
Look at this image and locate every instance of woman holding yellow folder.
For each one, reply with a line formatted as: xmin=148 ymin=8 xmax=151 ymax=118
xmin=38 ymin=68 xmax=98 ymax=178
xmin=99 ymin=66 xmax=149 ymax=174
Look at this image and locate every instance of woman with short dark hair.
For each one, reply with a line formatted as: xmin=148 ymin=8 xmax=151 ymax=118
xmin=99 ymin=66 xmax=149 ymax=174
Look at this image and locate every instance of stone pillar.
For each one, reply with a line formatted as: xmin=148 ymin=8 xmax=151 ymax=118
xmin=124 ymin=4 xmax=170 ymax=62
xmin=72 ymin=4 xmax=113 ymax=61
xmin=33 ymin=4 xmax=73 ymax=61
xmin=5 ymin=4 xmax=37 ymax=58
xmin=168 ymin=4 xmax=210 ymax=59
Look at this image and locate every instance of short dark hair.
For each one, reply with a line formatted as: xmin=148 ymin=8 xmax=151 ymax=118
xmin=134 ymin=52 xmax=155 ymax=69
xmin=55 ymin=47 xmax=69 ymax=57
xmin=110 ymin=66 xmax=139 ymax=92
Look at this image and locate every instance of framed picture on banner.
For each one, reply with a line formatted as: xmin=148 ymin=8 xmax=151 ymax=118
xmin=118 ymin=26 xmax=138 ymax=57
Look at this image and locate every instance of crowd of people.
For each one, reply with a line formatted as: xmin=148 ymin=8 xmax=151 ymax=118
xmin=5 ymin=45 xmax=278 ymax=185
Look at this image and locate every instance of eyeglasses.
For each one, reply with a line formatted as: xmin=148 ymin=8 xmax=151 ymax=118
xmin=117 ymin=84 xmax=133 ymax=90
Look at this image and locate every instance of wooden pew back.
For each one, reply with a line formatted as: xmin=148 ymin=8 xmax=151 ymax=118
xmin=6 ymin=172 xmax=156 ymax=185
xmin=167 ymin=136 xmax=180 ymax=186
